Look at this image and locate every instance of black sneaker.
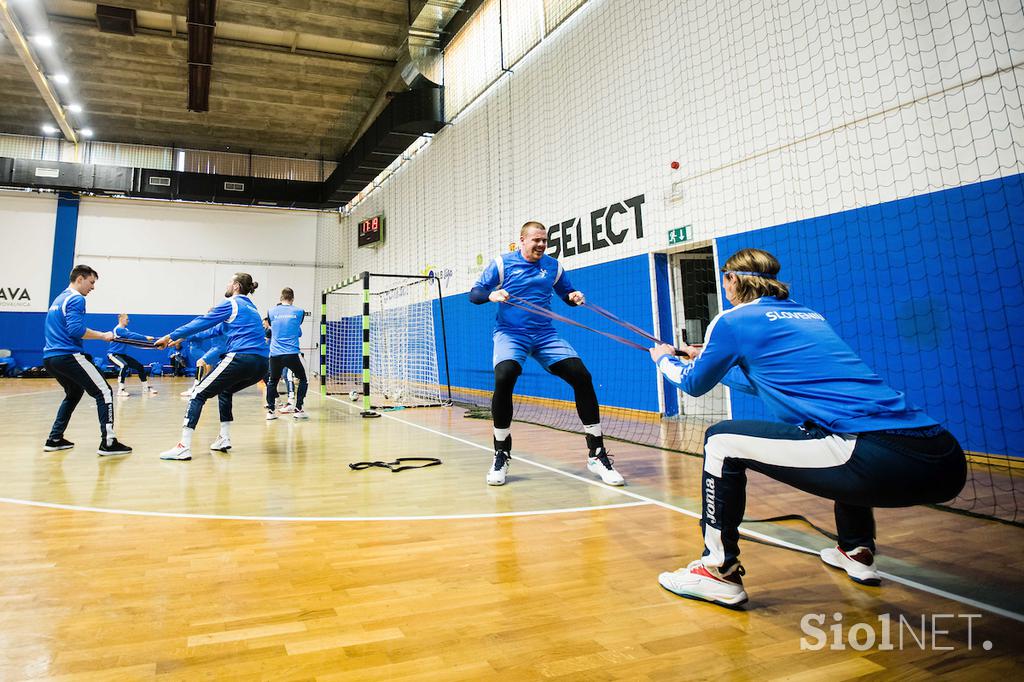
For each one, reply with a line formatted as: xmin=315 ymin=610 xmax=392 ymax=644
xmin=43 ymin=437 xmax=75 ymax=452
xmin=97 ymin=439 xmax=133 ymax=456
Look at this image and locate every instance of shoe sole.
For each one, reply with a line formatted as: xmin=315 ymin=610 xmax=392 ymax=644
xmin=820 ymin=554 xmax=881 ymax=586
xmin=659 ymin=582 xmax=748 ymax=609
xmin=210 ymin=447 xmax=231 ymax=452
xmin=160 ymin=454 xmax=192 ymax=460
xmin=43 ymin=445 xmax=74 ymax=452
xmin=97 ymin=449 xmax=132 ymax=456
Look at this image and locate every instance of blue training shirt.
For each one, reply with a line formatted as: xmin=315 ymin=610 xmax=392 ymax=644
xmin=471 ymin=251 xmax=576 ymax=334
xmin=191 ymin=322 xmax=228 ymax=358
xmin=656 ymin=297 xmax=938 ymax=433
xmin=43 ymin=287 xmax=88 ymax=358
xmin=169 ymin=296 xmax=268 ymax=356
xmin=108 ymin=325 xmax=151 ymax=355
xmin=267 ymin=304 xmax=304 ymax=356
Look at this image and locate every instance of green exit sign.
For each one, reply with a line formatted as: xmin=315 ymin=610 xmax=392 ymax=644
xmin=668 ymin=225 xmax=691 ymax=245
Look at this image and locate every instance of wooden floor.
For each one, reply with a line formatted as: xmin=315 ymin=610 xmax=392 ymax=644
xmin=2 ymin=378 xmax=1022 ymax=680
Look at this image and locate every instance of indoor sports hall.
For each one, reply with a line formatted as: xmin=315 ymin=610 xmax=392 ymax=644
xmin=1 ymin=0 xmax=1022 ymax=679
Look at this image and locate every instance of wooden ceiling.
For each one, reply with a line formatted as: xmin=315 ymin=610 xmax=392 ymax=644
xmin=0 ymin=0 xmax=427 ymax=159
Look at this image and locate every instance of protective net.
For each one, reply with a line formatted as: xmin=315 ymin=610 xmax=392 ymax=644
xmin=322 ymin=274 xmax=449 ymax=410
xmin=317 ymin=0 xmax=1023 ymax=524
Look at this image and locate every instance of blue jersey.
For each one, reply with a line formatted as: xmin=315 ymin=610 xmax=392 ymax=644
xmin=170 ymin=296 xmax=268 ymax=356
xmin=267 ymin=304 xmax=304 ymax=356
xmin=656 ymin=297 xmax=937 ymax=433
xmin=191 ymin=322 xmax=228 ymax=358
xmin=108 ymin=325 xmax=150 ymax=355
xmin=43 ymin=288 xmax=87 ymax=358
xmin=472 ymin=251 xmax=576 ymax=334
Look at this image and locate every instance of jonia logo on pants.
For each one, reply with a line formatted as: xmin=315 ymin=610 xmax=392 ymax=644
xmin=546 ymin=195 xmax=646 ymax=258
xmin=0 ymin=287 xmax=31 ymax=307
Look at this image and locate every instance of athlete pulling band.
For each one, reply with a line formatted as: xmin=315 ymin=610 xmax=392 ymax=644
xmin=108 ymin=313 xmax=157 ymax=397
xmin=264 ymin=287 xmax=309 ymax=421
xmin=155 ymin=273 xmax=269 ymax=461
xmin=650 ymin=248 xmax=966 ymax=608
xmin=179 ymin=320 xmax=227 ymax=397
xmin=470 ymin=221 xmax=624 ymax=487
xmin=42 ymin=264 xmax=132 ymax=456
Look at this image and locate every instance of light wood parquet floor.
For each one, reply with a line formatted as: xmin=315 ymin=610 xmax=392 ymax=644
xmin=2 ymin=378 xmax=1021 ymax=680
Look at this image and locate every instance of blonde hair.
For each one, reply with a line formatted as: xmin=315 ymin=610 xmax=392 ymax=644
xmin=520 ymin=221 xmax=546 ymax=238
xmin=721 ymin=248 xmax=789 ymax=302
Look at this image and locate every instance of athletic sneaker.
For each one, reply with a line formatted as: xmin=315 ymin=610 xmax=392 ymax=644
xmin=486 ymin=450 xmax=511 ymax=486
xmin=43 ymin=437 xmax=74 ymax=452
xmin=278 ymin=404 xmax=297 ymax=414
xmin=265 ymin=409 xmax=278 ymax=421
xmin=117 ymin=388 xmax=130 ymax=397
xmin=659 ymin=560 xmax=748 ymax=608
xmin=820 ymin=546 xmax=881 ymax=586
xmin=292 ymin=410 xmax=309 ymax=420
xmin=160 ymin=442 xmax=192 ymax=460
xmin=587 ymin=448 xmax=625 ymax=486
xmin=209 ymin=436 xmax=232 ymax=452
xmin=97 ymin=439 xmax=133 ymax=456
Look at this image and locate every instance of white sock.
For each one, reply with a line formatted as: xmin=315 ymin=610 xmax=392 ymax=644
xmin=220 ymin=422 xmax=231 ymax=439
xmin=493 ymin=427 xmax=511 ymax=441
xmin=584 ymin=424 xmax=603 ymax=437
xmin=180 ymin=427 xmax=194 ymax=448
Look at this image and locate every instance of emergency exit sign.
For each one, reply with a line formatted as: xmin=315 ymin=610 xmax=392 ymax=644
xmin=667 ymin=225 xmax=691 ymax=245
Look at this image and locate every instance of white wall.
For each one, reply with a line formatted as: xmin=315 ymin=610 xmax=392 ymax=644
xmin=328 ymin=0 xmax=1024 ymax=291
xmin=0 ymin=191 xmax=57 ymax=313
xmin=76 ymin=197 xmax=320 ymax=350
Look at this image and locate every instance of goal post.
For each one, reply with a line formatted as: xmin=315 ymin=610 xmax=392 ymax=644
xmin=321 ymin=271 xmax=451 ymax=417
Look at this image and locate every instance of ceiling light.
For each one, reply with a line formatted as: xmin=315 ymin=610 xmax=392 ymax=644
xmin=41 ymin=124 xmax=58 ymax=135
xmin=52 ymin=73 xmax=70 ymax=85
xmin=68 ymin=103 xmax=82 ymax=113
xmin=30 ymin=34 xmax=54 ymax=48
xmin=80 ymin=129 xmax=93 ymax=137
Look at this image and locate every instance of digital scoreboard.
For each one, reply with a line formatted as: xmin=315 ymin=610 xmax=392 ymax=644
xmin=358 ymin=214 xmax=384 ymax=248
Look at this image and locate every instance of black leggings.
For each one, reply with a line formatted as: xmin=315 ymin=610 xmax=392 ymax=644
xmin=491 ymin=357 xmax=600 ymax=429
xmin=108 ymin=352 xmax=148 ymax=383
xmin=266 ymin=354 xmax=309 ymax=410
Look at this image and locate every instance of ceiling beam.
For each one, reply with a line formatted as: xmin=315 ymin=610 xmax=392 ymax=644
xmin=0 ymin=0 xmax=78 ymax=142
xmin=186 ymin=0 xmax=216 ymax=112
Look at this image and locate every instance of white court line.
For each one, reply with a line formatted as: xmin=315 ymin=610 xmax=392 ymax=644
xmin=0 ymin=496 xmax=650 ymax=522
xmin=0 ymin=389 xmax=59 ymax=399
xmin=325 ymin=395 xmax=1024 ymax=624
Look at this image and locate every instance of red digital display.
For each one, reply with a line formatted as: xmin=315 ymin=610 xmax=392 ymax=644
xmin=358 ymin=214 xmax=384 ymax=247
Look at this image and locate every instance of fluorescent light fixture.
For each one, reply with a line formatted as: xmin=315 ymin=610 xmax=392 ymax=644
xmin=30 ymin=34 xmax=54 ymax=48
xmin=52 ymin=73 xmax=70 ymax=85
xmin=80 ymin=128 xmax=94 ymax=137
xmin=68 ymin=103 xmax=83 ymax=113
xmin=41 ymin=124 xmax=58 ymax=134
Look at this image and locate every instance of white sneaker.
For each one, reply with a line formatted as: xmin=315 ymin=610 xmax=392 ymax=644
xmin=209 ymin=436 xmax=231 ymax=452
xmin=278 ymin=404 xmax=297 ymax=414
xmin=587 ymin=449 xmax=625 ymax=486
xmin=117 ymin=389 xmax=130 ymax=398
xmin=820 ymin=546 xmax=881 ymax=586
xmin=292 ymin=410 xmax=309 ymax=420
xmin=160 ymin=442 xmax=192 ymax=461
xmin=486 ymin=450 xmax=510 ymax=486
xmin=659 ymin=560 xmax=748 ymax=608
xmin=265 ymin=409 xmax=278 ymax=421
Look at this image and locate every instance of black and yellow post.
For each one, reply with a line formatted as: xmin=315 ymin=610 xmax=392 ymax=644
xmin=360 ymin=271 xmax=380 ymax=418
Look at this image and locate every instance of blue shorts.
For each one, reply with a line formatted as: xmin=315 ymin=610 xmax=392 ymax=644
xmin=493 ymin=328 xmax=579 ymax=370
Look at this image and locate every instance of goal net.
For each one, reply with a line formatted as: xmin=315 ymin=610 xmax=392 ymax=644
xmin=321 ymin=272 xmax=450 ymax=413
